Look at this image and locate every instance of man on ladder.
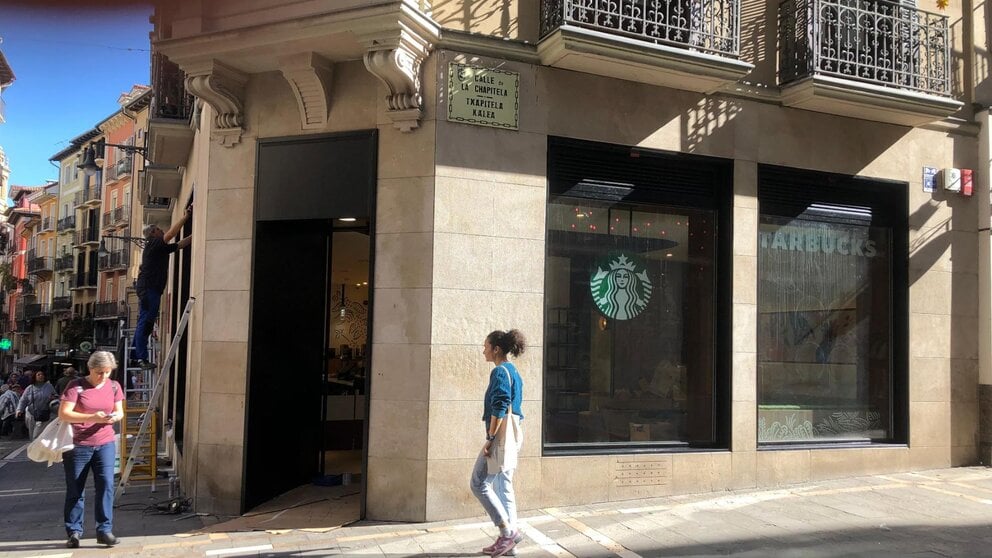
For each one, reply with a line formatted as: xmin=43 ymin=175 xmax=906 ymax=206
xmin=133 ymin=207 xmax=192 ymax=369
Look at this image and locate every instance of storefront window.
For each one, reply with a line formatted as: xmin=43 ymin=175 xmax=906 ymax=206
xmin=758 ymin=177 xmax=904 ymax=444
xmin=544 ymin=199 xmax=719 ymax=449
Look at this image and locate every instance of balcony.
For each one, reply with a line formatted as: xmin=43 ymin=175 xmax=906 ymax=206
xmin=95 ymin=300 xmax=127 ymax=320
xmin=105 ymin=156 xmax=133 ymax=182
xmin=57 ymin=215 xmax=77 ymax=232
xmin=99 ymin=250 xmax=129 ymax=272
xmin=27 ymin=255 xmax=54 ymax=277
xmin=53 ymin=296 xmax=72 ymax=313
xmin=74 ymin=185 xmax=102 ymax=209
xmin=103 ymin=205 xmax=129 ymax=230
xmin=539 ymin=0 xmax=753 ymax=92
xmin=778 ymin=0 xmax=963 ymax=125
xmin=69 ymin=273 xmax=98 ymax=291
xmin=147 ymin=51 xmax=195 ymax=169
xmin=25 ymin=303 xmax=52 ymax=320
xmin=143 ymin=195 xmax=172 ymax=219
xmin=54 ymin=254 xmax=75 ymax=273
xmin=41 ymin=217 xmax=54 ymax=232
xmin=74 ymin=228 xmax=100 ymax=247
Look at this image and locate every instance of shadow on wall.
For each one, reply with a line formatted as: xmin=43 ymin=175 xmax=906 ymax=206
xmin=431 ymin=0 xmax=540 ymax=41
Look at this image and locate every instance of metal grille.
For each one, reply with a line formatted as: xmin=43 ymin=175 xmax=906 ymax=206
xmin=779 ymin=0 xmax=951 ymax=96
xmin=151 ymin=51 xmax=194 ymax=121
xmin=541 ymin=0 xmax=741 ymax=57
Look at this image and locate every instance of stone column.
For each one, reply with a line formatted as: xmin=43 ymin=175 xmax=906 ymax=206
xmin=731 ymin=160 xmax=759 ymax=488
xmin=977 ymin=109 xmax=992 ymax=466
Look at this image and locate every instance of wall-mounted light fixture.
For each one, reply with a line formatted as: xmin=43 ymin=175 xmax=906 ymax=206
xmin=78 ymin=140 xmax=151 ymax=177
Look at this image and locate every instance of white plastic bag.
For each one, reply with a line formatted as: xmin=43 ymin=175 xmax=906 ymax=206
xmin=27 ymin=418 xmax=74 ymax=467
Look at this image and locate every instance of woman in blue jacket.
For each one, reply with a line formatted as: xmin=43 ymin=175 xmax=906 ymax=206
xmin=472 ymin=329 xmax=526 ymax=558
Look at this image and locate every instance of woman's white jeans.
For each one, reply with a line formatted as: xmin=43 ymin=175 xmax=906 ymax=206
xmin=470 ymin=451 xmax=517 ymax=530
xmin=25 ymin=411 xmax=50 ymax=441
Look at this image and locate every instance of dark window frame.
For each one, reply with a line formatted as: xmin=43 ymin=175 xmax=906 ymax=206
xmin=542 ymin=137 xmax=733 ymax=456
xmin=756 ymin=165 xmax=909 ymax=448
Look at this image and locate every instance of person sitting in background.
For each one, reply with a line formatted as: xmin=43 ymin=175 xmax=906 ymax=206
xmin=0 ymin=385 xmax=20 ymax=436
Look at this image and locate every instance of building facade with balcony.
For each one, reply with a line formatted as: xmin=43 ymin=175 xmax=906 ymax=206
xmin=94 ymin=93 xmax=146 ymax=347
xmin=51 ymin=132 xmax=100 ymax=322
xmin=25 ymin=184 xmax=59 ymax=354
xmin=4 ymin=186 xmax=41 ymax=360
xmin=147 ymin=0 xmax=992 ymax=522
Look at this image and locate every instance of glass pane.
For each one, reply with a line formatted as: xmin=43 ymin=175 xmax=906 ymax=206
xmin=757 ymin=213 xmax=892 ymax=443
xmin=544 ymin=197 xmax=718 ymax=447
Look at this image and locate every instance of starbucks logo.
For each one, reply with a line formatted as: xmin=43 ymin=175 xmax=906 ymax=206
xmin=590 ymin=252 xmax=652 ymax=320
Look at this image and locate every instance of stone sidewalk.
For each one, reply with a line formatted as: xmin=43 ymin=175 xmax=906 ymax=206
xmin=2 ymin=442 xmax=992 ymax=557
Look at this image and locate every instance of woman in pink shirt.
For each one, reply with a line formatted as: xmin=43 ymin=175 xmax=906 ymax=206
xmin=58 ymin=351 xmax=124 ymax=549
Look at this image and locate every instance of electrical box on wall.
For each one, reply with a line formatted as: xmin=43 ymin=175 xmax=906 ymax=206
xmin=942 ymin=168 xmax=962 ymax=192
xmin=961 ymin=168 xmax=973 ymax=196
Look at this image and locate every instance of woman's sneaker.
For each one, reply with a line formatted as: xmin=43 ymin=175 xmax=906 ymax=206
xmin=483 ymin=531 xmax=523 ymax=554
xmin=489 ymin=531 xmax=519 ymax=557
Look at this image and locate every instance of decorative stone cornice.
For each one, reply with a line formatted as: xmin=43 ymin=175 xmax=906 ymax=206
xmin=279 ymin=52 xmax=335 ymax=131
xmin=358 ymin=1 xmax=440 ymax=132
xmin=183 ymin=59 xmax=248 ymax=147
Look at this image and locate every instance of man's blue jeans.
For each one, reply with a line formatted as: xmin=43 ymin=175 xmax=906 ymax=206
xmin=63 ymin=442 xmax=116 ymax=535
xmin=133 ymin=288 xmax=162 ymax=361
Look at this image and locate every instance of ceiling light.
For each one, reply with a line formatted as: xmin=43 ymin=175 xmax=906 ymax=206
xmin=339 ymin=217 xmax=357 ymax=222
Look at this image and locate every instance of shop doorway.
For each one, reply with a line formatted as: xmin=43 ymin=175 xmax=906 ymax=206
xmin=245 ymin=132 xmax=375 ymax=517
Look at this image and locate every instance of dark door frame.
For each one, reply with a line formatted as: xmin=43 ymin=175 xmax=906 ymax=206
xmin=244 ymin=130 xmax=377 ymax=516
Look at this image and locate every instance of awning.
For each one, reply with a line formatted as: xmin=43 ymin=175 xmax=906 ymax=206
xmin=13 ymin=354 xmax=47 ymax=367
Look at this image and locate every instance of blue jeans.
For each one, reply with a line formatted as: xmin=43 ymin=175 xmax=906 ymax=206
xmin=133 ymin=287 xmax=162 ymax=361
xmin=63 ymin=442 xmax=116 ymax=535
xmin=470 ymin=451 xmax=517 ymax=530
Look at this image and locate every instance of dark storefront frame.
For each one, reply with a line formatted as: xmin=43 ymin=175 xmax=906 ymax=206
xmin=756 ymin=165 xmax=909 ymax=448
xmin=543 ymin=137 xmax=733 ymax=455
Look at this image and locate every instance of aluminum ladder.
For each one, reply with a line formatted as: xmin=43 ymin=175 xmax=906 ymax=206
xmin=115 ymin=297 xmax=196 ymax=500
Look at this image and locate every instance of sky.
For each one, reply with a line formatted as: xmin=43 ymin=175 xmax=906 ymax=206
xmin=0 ymin=3 xmax=153 ymax=186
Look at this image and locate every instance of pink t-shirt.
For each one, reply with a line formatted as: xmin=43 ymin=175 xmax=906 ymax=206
xmin=61 ymin=378 xmax=124 ymax=447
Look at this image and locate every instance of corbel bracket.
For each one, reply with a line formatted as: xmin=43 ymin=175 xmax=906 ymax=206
xmin=359 ymin=3 xmax=439 ymax=132
xmin=280 ymin=52 xmax=335 ymax=130
xmin=184 ymin=60 xmax=248 ymax=147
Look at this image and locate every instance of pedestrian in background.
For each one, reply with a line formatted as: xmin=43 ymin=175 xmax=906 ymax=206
xmin=0 ymin=384 xmax=20 ymax=436
xmin=58 ymin=351 xmax=124 ymax=548
xmin=472 ymin=329 xmax=526 ymax=558
xmin=16 ymin=369 xmax=56 ymax=440
xmin=55 ymin=366 xmax=78 ymax=395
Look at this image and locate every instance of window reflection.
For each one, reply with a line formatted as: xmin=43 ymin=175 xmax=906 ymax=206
xmin=545 ymin=199 xmax=718 ymax=447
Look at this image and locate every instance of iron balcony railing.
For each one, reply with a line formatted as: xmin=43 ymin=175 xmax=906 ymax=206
xmin=95 ymin=300 xmax=127 ymax=318
xmin=99 ymin=250 xmax=129 ymax=271
xmin=25 ymin=303 xmax=52 ymax=319
xmin=54 ymin=254 xmax=74 ymax=273
xmin=103 ymin=205 xmax=129 ymax=229
xmin=70 ymin=273 xmax=98 ymax=290
xmin=41 ymin=217 xmax=54 ymax=232
xmin=152 ymin=51 xmax=195 ymax=121
xmin=145 ymin=195 xmax=170 ymax=210
xmin=53 ymin=296 xmax=72 ymax=313
xmin=104 ymin=157 xmax=133 ymax=182
xmin=541 ymin=0 xmax=741 ymax=57
xmin=779 ymin=0 xmax=952 ymax=96
xmin=74 ymin=185 xmax=102 ymax=207
xmin=74 ymin=228 xmax=99 ymax=246
xmin=57 ymin=215 xmax=76 ymax=232
xmin=27 ymin=255 xmax=53 ymax=275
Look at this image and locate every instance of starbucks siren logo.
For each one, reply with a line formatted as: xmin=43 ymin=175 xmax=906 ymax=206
xmin=590 ymin=252 xmax=652 ymax=320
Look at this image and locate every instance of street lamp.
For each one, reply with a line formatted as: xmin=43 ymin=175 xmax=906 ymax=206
xmin=98 ymin=234 xmax=146 ymax=257
xmin=78 ymin=141 xmax=150 ymax=176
